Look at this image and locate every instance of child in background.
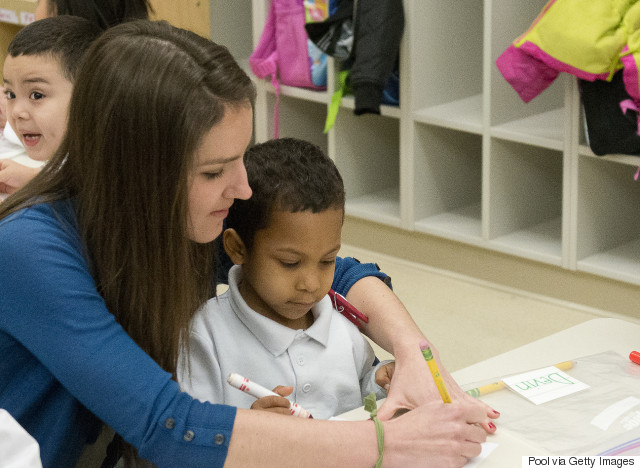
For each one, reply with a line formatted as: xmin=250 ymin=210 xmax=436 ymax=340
xmin=0 ymin=16 xmax=101 ymax=196
xmin=179 ymin=138 xmax=394 ymax=419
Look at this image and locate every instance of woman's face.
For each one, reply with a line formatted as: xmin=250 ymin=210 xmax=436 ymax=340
xmin=187 ymin=105 xmax=253 ymax=243
xmin=35 ymin=0 xmax=56 ymax=20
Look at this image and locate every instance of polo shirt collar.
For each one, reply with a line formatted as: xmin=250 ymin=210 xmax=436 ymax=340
xmin=227 ymin=265 xmax=333 ymax=356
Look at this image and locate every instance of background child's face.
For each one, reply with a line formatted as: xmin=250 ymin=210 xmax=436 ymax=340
xmin=3 ymin=53 xmax=73 ymax=161
xmin=239 ymin=208 xmax=343 ymax=329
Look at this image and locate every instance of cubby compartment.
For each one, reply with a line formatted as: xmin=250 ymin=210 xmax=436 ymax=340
xmin=409 ymin=0 xmax=483 ymax=134
xmin=265 ymin=93 xmax=328 ymax=153
xmin=244 ymin=0 xmax=640 ymax=295
xmin=487 ymin=138 xmax=564 ymax=264
xmin=576 ymin=156 xmax=640 ymax=285
xmin=332 ymin=112 xmax=401 ymax=227
xmin=489 ymin=0 xmax=567 ymax=150
xmin=412 ymin=124 xmax=483 ymax=244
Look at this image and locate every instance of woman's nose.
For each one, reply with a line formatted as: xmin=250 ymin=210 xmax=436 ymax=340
xmin=224 ymin=161 xmax=252 ymax=200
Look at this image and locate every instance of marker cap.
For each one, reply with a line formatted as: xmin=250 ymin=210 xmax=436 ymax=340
xmin=630 ymin=351 xmax=640 ymax=365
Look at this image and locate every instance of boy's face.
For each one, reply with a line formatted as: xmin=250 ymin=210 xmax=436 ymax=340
xmin=3 ymin=53 xmax=73 ymax=161
xmin=238 ymin=207 xmax=343 ymax=330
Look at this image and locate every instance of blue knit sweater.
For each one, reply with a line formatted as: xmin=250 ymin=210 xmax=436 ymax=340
xmin=0 ymin=200 xmax=388 ymax=467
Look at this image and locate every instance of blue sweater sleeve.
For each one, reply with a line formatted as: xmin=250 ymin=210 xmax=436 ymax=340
xmin=0 ymin=203 xmax=235 ymax=468
xmin=332 ymin=256 xmax=392 ymax=295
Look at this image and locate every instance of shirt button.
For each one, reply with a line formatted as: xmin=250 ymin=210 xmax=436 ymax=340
xmin=302 ymin=383 xmax=311 ymax=392
xmin=214 ymin=433 xmax=225 ymax=445
xmin=297 ymin=356 xmax=305 ymax=365
xmin=184 ymin=430 xmax=195 ymax=442
xmin=164 ymin=418 xmax=175 ymax=429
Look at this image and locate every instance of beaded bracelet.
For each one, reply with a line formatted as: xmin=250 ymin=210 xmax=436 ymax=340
xmin=364 ymin=393 xmax=384 ymax=468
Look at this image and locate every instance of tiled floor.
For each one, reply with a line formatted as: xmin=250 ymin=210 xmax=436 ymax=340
xmin=339 ymin=244 xmax=615 ymax=373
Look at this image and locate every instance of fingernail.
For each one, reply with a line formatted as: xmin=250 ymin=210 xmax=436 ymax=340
xmin=488 ymin=422 xmax=496 ymax=430
xmin=493 ymin=410 xmax=500 ymax=416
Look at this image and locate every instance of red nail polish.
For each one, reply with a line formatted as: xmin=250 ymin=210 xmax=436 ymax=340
xmin=493 ymin=410 xmax=500 ymax=416
xmin=488 ymin=422 xmax=496 ymax=429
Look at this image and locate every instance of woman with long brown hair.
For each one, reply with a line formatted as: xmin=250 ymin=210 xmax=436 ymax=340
xmin=0 ymin=20 xmax=494 ymax=468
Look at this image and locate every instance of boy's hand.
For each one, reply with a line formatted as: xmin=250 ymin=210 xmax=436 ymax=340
xmin=375 ymin=361 xmax=395 ymax=393
xmin=250 ymin=385 xmax=294 ymax=416
xmin=0 ymin=160 xmax=40 ymax=194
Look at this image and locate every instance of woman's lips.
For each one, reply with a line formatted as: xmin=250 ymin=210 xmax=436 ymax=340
xmin=211 ymin=208 xmax=229 ymax=217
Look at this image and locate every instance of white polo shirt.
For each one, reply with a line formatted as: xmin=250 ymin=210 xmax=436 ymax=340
xmin=179 ymin=265 xmax=386 ymax=420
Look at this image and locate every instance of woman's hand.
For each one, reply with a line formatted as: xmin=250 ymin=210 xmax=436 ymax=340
xmin=250 ymin=385 xmax=294 ymax=416
xmin=377 ymin=342 xmax=499 ymax=433
xmin=384 ymin=399 xmax=489 ymax=468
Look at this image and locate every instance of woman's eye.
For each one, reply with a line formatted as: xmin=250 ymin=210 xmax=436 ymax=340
xmin=204 ymin=171 xmax=223 ymax=179
xmin=280 ymin=261 xmax=299 ymax=268
xmin=4 ymin=90 xmax=15 ymax=100
xmin=30 ymin=92 xmax=44 ymax=100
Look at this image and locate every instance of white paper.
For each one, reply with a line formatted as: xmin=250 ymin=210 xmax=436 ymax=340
xmin=465 ymin=442 xmax=498 ymax=467
xmin=502 ymin=366 xmax=589 ymax=405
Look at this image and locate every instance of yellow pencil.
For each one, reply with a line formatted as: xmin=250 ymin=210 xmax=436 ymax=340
xmin=420 ymin=340 xmax=452 ymax=403
xmin=465 ymin=360 xmax=574 ymax=397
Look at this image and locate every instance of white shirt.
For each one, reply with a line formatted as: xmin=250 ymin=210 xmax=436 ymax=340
xmin=0 ymin=123 xmax=44 ymax=202
xmin=179 ymin=265 xmax=386 ymax=420
xmin=0 ymin=409 xmax=42 ymax=468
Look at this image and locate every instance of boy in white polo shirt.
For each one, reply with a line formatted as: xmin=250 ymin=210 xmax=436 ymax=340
xmin=179 ymin=138 xmax=393 ymax=419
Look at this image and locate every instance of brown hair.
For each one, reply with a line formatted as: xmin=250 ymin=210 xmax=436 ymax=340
xmin=46 ymin=0 xmax=152 ymax=30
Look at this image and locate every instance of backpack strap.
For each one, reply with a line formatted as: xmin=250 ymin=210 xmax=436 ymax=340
xmin=249 ymin=0 xmax=282 ymax=138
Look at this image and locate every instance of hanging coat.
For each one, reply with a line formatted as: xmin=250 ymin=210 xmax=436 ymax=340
xmin=496 ymin=0 xmax=640 ymax=106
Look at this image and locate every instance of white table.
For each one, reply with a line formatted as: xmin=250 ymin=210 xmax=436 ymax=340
xmin=340 ymin=318 xmax=640 ymax=466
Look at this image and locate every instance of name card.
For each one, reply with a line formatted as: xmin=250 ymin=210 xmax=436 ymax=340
xmin=0 ymin=9 xmax=19 ymax=24
xmin=502 ymin=366 xmax=589 ymax=405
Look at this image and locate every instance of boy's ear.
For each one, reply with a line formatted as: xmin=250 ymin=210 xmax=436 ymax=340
xmin=223 ymin=229 xmax=247 ymax=265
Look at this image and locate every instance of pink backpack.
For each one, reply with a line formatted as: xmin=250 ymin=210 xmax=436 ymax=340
xmin=250 ymin=0 xmax=326 ymax=137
